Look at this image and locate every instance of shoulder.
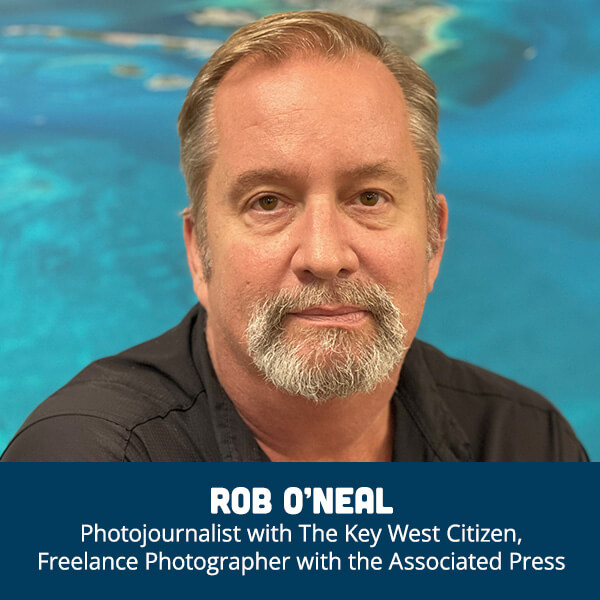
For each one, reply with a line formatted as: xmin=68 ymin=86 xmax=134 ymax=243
xmin=411 ymin=340 xmax=589 ymax=462
xmin=1 ymin=306 xmax=210 ymax=462
xmin=415 ymin=339 xmax=550 ymax=408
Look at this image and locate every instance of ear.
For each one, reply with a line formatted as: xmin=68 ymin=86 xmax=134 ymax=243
xmin=183 ymin=213 xmax=209 ymax=308
xmin=426 ymin=193 xmax=448 ymax=293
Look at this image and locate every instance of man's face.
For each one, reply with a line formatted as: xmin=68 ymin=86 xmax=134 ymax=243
xmin=184 ymin=52 xmax=446 ymax=398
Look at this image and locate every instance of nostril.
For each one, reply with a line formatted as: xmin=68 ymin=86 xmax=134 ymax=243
xmin=291 ymin=243 xmax=360 ymax=281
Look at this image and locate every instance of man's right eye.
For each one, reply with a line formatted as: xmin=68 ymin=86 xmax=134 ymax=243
xmin=254 ymin=195 xmax=280 ymax=211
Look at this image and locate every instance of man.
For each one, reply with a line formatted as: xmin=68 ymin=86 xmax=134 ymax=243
xmin=2 ymin=12 xmax=587 ymax=461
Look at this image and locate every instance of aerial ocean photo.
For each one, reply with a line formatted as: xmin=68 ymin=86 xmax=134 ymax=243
xmin=0 ymin=0 xmax=598 ymax=458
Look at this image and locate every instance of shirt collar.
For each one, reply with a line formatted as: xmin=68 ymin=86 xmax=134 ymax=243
xmin=392 ymin=340 xmax=473 ymax=461
xmin=192 ymin=306 xmax=269 ymax=462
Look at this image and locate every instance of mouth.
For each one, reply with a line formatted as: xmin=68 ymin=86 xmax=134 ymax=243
xmin=288 ymin=305 xmax=369 ymax=326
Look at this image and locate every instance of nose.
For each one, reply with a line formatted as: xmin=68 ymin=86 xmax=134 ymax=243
xmin=290 ymin=197 xmax=359 ymax=282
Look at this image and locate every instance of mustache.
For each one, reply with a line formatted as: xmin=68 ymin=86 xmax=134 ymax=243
xmin=251 ymin=280 xmax=401 ymax=327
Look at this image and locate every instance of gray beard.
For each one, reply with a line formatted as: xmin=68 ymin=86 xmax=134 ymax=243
xmin=246 ymin=280 xmax=408 ymax=402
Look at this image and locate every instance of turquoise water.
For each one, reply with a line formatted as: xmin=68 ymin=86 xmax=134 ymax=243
xmin=1 ymin=0 xmax=598 ymax=458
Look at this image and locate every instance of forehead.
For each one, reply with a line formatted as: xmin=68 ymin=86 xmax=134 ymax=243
xmin=210 ymin=52 xmax=420 ymax=181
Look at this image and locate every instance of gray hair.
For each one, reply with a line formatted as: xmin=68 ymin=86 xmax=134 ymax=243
xmin=246 ymin=279 xmax=407 ymax=401
xmin=178 ymin=10 xmax=442 ymax=276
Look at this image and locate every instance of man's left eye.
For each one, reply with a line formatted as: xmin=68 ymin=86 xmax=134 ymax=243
xmin=255 ymin=195 xmax=280 ymax=211
xmin=358 ymin=191 xmax=382 ymax=206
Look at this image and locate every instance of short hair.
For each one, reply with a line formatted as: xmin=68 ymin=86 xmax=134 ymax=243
xmin=178 ymin=10 xmax=441 ymax=276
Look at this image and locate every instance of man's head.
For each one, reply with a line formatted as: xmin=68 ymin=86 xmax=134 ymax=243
xmin=180 ymin=11 xmax=447 ymax=402
xmin=178 ymin=11 xmax=442 ymax=276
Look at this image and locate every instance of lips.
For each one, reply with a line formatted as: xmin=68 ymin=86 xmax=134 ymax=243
xmin=292 ymin=305 xmax=363 ymax=316
xmin=289 ymin=305 xmax=369 ymax=324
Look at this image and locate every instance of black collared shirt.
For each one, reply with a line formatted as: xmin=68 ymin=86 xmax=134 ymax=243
xmin=1 ymin=305 xmax=588 ymax=462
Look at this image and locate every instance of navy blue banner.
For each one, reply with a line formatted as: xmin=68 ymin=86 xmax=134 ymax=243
xmin=0 ymin=464 xmax=597 ymax=599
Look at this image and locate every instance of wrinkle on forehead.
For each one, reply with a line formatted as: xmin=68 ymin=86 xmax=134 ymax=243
xmin=207 ymin=50 xmax=425 ymax=202
xmin=213 ymin=51 xmax=410 ymax=133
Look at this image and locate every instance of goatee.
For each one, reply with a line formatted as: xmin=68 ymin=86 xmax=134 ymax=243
xmin=246 ymin=280 xmax=407 ymax=402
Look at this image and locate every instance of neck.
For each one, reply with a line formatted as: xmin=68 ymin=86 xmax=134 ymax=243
xmin=206 ymin=324 xmax=400 ymax=462
xmin=252 ymin=395 xmax=396 ymax=462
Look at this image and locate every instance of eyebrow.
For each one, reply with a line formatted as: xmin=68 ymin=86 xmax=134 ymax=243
xmin=226 ymin=162 xmax=409 ymax=202
xmin=339 ymin=162 xmax=409 ymax=189
xmin=227 ymin=169 xmax=297 ymax=202
xmin=231 ymin=169 xmax=297 ymax=194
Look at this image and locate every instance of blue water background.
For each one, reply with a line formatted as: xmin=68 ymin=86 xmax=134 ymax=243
xmin=1 ymin=1 xmax=598 ymax=457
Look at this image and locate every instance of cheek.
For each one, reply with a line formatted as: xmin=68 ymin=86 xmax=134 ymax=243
xmin=207 ymin=230 xmax=293 ymax=314
xmin=364 ymin=233 xmax=428 ymax=287
xmin=363 ymin=236 xmax=429 ymax=332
